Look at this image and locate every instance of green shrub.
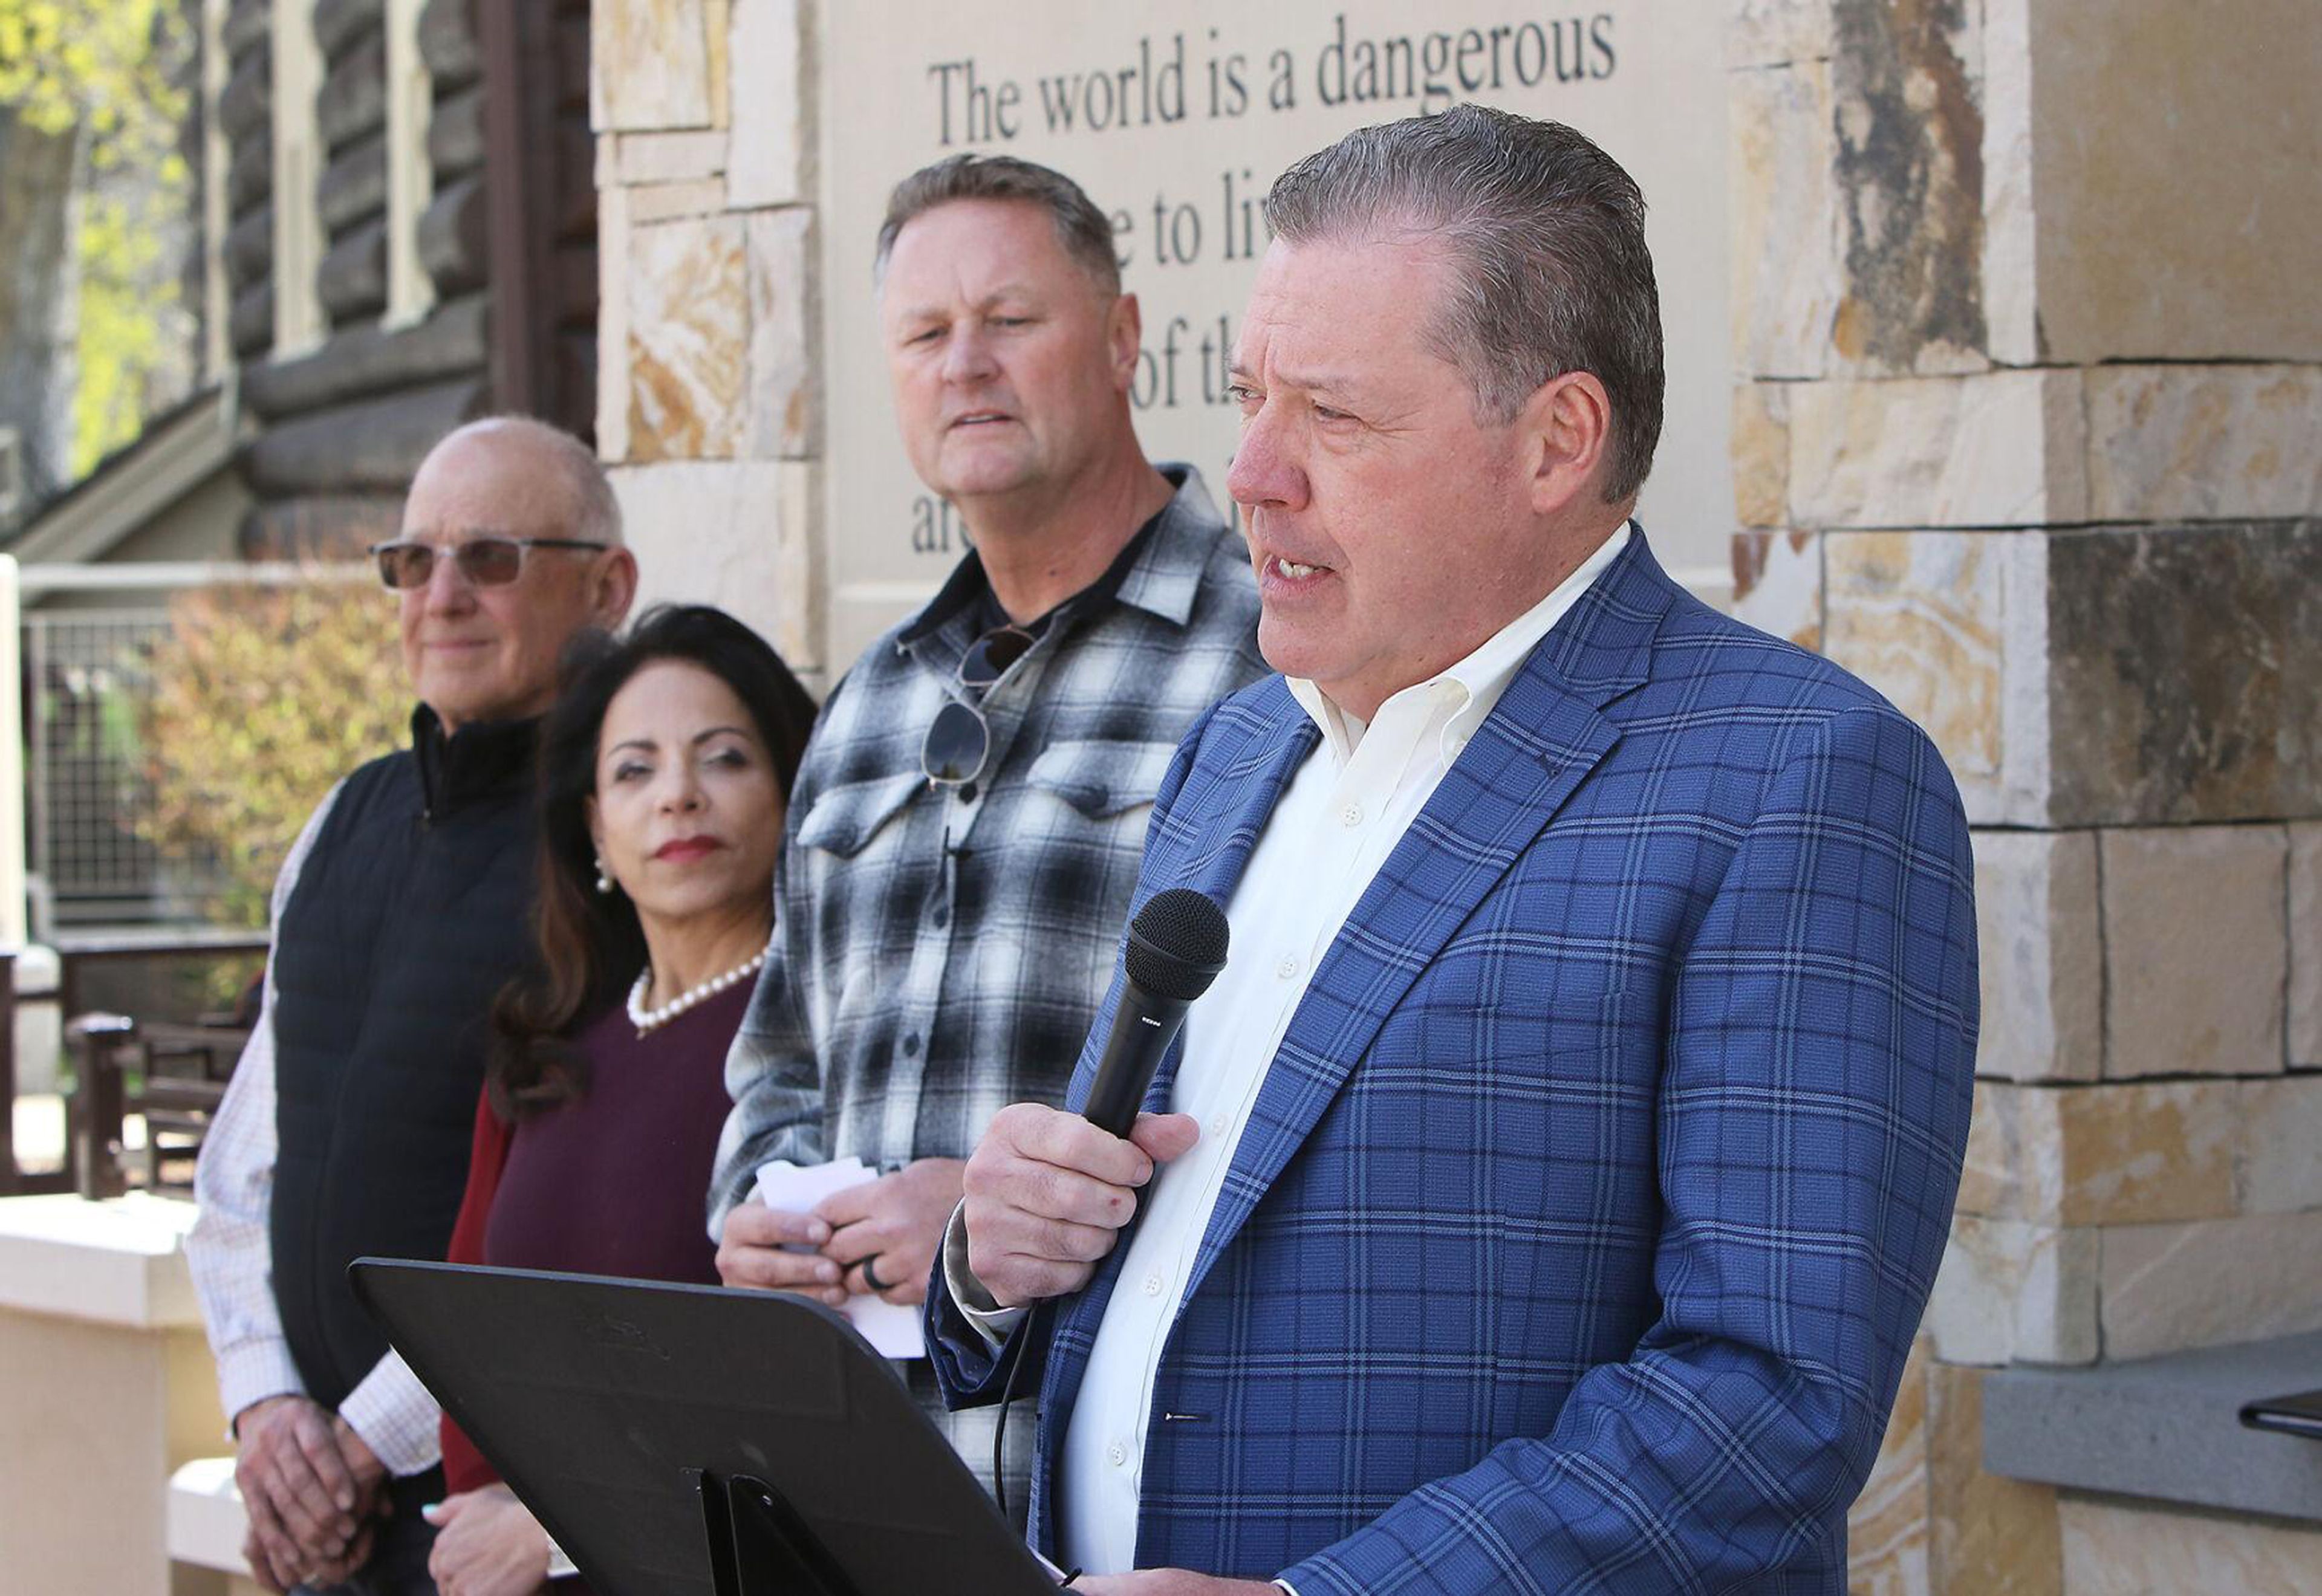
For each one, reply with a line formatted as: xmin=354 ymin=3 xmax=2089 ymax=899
xmin=137 ymin=581 xmax=406 ymax=929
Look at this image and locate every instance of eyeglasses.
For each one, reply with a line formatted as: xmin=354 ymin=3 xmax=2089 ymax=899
xmin=367 ymin=536 xmax=608 ymax=591
xmin=921 ymin=624 xmax=1035 ymax=790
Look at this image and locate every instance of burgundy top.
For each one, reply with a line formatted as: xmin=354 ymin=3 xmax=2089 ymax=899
xmin=440 ymin=980 xmax=749 ymax=1507
xmin=481 ymin=985 xmax=744 ymax=1283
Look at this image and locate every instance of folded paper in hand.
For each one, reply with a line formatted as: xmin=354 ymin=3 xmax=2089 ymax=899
xmin=752 ymin=1157 xmax=926 ymax=1358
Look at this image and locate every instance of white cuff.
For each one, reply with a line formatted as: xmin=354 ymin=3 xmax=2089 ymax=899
xmin=214 ymin=1339 xmax=306 ymax=1439
xmin=337 ymin=1350 xmax=444 ymax=1478
xmin=940 ymin=1201 xmax=1027 ymax=1349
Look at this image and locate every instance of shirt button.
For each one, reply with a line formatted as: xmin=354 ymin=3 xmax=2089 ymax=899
xmin=1340 ymin=802 xmax=1363 ymax=827
xmin=958 ymin=782 xmax=978 ymax=805
xmin=1275 ymin=955 xmax=1298 ymax=981
xmin=1142 ymin=1273 xmax=1163 ymax=1297
xmin=932 ymin=904 xmax=950 ymax=928
xmin=902 ymin=1033 xmax=921 ymax=1057
xmin=1108 ymin=1441 xmax=1128 ymax=1467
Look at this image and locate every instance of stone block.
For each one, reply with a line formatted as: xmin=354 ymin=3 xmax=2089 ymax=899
xmin=612 ymin=461 xmax=820 ymax=675
xmin=2028 ymin=0 xmax=2322 ymax=365
xmin=2100 ymin=1212 xmax=2322 ymax=1360
xmin=2046 ymin=524 xmax=2322 ymax=827
xmin=2295 ymin=826 xmax=2322 ymax=1069
xmin=1726 ymin=0 xmax=1833 ymax=68
xmin=744 ymin=209 xmax=814 ymax=459
xmin=2101 ymin=827 xmax=2288 ymax=1080
xmin=1926 ymin=1361 xmax=2063 ymax=1596
xmin=1731 ymin=531 xmax=1821 ymax=652
xmin=626 ymin=177 xmax=732 ymax=226
xmin=1961 ymin=1081 xmax=2237 ymax=1228
xmin=2083 ymin=366 xmax=2322 ymax=524
xmin=1971 ymin=831 xmax=2101 ymax=1083
xmin=597 ymin=183 xmax=631 ymax=463
xmin=727 ymin=0 xmax=804 ymax=208
xmin=1786 ymin=371 xmax=2086 ymax=530
xmin=2238 ymin=1077 xmax=2322 ymax=1215
xmin=610 ymin=129 xmax=727 ymax=186
xmin=1728 ymin=60 xmax=1842 ymax=380
xmin=1924 ymin=1215 xmax=2099 ymax=1367
xmin=1977 ymin=0 xmax=2037 ymax=366
xmin=1984 ymin=1331 xmax=2322 ymax=1522
xmin=1826 ymin=530 xmax=2001 ymax=782
xmin=595 ymin=0 xmax=715 ymax=131
xmin=626 ymin=214 xmax=748 ymax=462
xmin=1846 ymin=1335 xmax=1931 ymax=1596
xmin=2058 ymin=1494 xmax=2322 ymax=1595
xmin=1822 ymin=0 xmax=1987 ymax=377
xmin=1730 ymin=383 xmax=1790 ymax=528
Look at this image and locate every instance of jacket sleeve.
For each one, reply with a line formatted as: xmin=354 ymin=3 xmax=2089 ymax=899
xmin=1281 ymin=706 xmax=1980 ymax=1595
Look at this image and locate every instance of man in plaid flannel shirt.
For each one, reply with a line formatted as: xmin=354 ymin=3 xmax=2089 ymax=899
xmin=706 ymin=154 xmax=1265 ymax=1500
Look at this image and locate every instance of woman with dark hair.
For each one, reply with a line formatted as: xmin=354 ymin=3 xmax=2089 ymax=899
xmin=421 ymin=605 xmax=816 ymax=1596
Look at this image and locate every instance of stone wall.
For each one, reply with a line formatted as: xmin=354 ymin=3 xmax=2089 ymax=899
xmin=591 ymin=0 xmax=821 ymax=681
xmin=1726 ymin=1 xmax=2322 ymax=1590
xmin=593 ymin=2 xmax=2322 ymax=1589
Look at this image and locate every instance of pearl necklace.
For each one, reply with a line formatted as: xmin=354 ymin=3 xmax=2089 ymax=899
xmin=628 ymin=947 xmax=768 ymax=1036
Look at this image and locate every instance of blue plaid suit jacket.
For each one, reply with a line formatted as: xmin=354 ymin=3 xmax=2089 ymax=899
xmin=932 ymin=533 xmax=1979 ymax=1593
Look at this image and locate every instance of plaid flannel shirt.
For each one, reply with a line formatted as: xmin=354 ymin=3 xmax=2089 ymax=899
xmin=707 ymin=465 xmax=1265 ymax=1503
xmin=710 ymin=465 xmax=1264 ymax=1207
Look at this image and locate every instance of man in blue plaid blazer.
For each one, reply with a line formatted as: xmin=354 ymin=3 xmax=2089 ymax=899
xmin=930 ymin=108 xmax=1977 ymax=1594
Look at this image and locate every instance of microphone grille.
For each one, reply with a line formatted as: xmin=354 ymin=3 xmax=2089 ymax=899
xmin=1123 ymin=888 xmax=1231 ymax=1002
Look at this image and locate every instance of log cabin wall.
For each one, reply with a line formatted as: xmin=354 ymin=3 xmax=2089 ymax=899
xmin=213 ymin=0 xmax=594 ymax=558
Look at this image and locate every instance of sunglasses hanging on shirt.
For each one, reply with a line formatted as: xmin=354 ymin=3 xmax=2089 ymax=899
xmin=920 ymin=624 xmax=1036 ymax=790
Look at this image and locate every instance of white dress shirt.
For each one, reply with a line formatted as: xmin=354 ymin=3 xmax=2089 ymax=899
xmin=951 ymin=526 xmax=1629 ymax=1579
xmin=184 ymin=782 xmax=443 ymax=1476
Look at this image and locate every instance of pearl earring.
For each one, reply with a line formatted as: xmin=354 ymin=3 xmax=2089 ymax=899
xmin=595 ymin=858 xmax=616 ymax=894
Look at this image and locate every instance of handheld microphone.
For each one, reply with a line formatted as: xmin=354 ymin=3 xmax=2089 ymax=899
xmin=1081 ymin=887 xmax=1231 ymax=1137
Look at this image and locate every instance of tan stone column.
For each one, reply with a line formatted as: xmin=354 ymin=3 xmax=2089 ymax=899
xmin=594 ymin=0 xmax=825 ymax=687
xmin=0 ymin=1195 xmax=229 ymax=1596
xmin=1728 ymin=2 xmax=2322 ymax=1591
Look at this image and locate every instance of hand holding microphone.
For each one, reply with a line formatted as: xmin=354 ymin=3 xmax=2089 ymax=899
xmin=961 ymin=890 xmax=1229 ymax=1309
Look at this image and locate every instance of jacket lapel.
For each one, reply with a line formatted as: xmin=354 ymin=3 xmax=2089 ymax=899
xmin=1177 ymin=532 xmax=1680 ymax=1305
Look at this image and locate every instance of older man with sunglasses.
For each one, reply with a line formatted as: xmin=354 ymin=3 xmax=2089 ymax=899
xmin=706 ymin=154 xmax=1266 ymax=1509
xmin=188 ymin=417 xmax=636 ymax=1595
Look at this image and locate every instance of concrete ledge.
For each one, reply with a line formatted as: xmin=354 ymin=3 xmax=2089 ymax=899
xmin=0 ymin=1193 xmax=203 ymax=1328
xmin=1985 ymin=1330 xmax=2322 ymax=1522
xmin=171 ymin=1456 xmax=253 ymax=1576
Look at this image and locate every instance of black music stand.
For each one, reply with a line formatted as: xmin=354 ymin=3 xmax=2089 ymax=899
xmin=351 ymin=1259 xmax=1056 ymax=1596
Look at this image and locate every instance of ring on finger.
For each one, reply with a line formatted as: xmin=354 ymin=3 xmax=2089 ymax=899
xmin=858 ymin=1254 xmax=890 ymax=1293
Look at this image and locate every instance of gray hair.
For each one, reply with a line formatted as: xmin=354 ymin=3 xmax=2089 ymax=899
xmin=1264 ymin=105 xmax=1665 ymax=505
xmin=440 ymin=415 xmax=623 ymax=547
xmin=873 ymin=154 xmax=1120 ymax=297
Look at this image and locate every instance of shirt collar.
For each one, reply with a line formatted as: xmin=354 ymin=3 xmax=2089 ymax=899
xmin=896 ymin=462 xmax=1218 ymax=650
xmin=1288 ymin=521 xmax=1633 ymax=765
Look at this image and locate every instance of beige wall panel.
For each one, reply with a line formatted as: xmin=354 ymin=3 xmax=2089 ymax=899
xmin=811 ymin=2 xmax=1734 ymax=670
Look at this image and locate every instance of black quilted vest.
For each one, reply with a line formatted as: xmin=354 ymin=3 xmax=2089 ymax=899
xmin=268 ymin=706 xmax=540 ymax=1409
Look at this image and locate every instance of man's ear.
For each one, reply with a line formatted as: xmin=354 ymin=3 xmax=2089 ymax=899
xmin=1520 ymin=371 xmax=1615 ymax=518
xmin=1107 ymin=292 xmax=1144 ymax=393
xmin=593 ymin=547 xmax=640 ymax=629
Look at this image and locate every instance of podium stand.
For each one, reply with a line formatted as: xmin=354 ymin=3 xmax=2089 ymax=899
xmin=351 ymin=1259 xmax=1055 ymax=1596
